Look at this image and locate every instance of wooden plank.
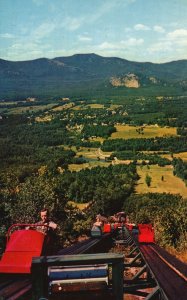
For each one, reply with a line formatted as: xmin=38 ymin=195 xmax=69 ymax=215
xmin=0 ymin=279 xmax=30 ymax=298
xmin=32 ymin=253 xmax=124 ymax=265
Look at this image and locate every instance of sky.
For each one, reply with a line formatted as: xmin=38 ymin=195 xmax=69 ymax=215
xmin=0 ymin=0 xmax=187 ymax=63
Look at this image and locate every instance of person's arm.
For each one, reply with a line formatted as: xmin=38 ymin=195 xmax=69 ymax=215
xmin=49 ymin=221 xmax=57 ymax=230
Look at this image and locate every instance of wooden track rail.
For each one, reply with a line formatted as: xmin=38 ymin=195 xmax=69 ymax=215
xmin=1 ymin=227 xmax=187 ymax=299
xmin=123 ymin=226 xmax=187 ymax=300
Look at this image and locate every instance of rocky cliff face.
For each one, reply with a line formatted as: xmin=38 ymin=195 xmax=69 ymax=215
xmin=110 ymin=73 xmax=140 ymax=88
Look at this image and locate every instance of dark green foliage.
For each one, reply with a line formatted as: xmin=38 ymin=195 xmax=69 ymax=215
xmin=123 ymin=193 xmax=186 ymax=248
xmin=111 ymin=151 xmax=171 ymax=166
xmin=145 ymin=174 xmax=152 ymax=187
xmin=82 ymin=124 xmax=116 ymax=138
xmin=59 ymin=164 xmax=138 ymax=209
xmin=102 ymin=136 xmax=187 ymax=152
xmin=0 ymin=115 xmax=77 ymax=176
xmin=0 ymin=163 xmax=138 ymax=245
xmin=173 ymin=158 xmax=187 ymax=183
xmin=72 ymin=156 xmax=87 ymax=164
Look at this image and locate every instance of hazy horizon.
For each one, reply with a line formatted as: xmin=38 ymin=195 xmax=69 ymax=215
xmin=1 ymin=52 xmax=186 ymax=64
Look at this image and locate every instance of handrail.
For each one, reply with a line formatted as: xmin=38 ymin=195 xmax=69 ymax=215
xmin=6 ymin=223 xmax=49 ymax=244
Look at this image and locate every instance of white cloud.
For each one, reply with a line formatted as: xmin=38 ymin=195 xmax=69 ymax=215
xmin=153 ymin=25 xmax=165 ymax=33
xmin=148 ymin=28 xmax=187 ymax=55
xmin=134 ymin=24 xmax=150 ymax=31
xmin=158 ymin=28 xmax=187 ymax=49
xmin=7 ymin=40 xmax=51 ymax=61
xmin=88 ymin=0 xmax=136 ymax=23
xmin=32 ymin=22 xmax=56 ymax=39
xmin=98 ymin=42 xmax=116 ymax=50
xmin=98 ymin=38 xmax=144 ymax=50
xmin=62 ymin=17 xmax=82 ymax=31
xmin=125 ymin=38 xmax=144 ymax=46
xmin=148 ymin=42 xmax=171 ymax=54
xmin=167 ymin=28 xmax=187 ymax=41
xmin=0 ymin=33 xmax=15 ymax=39
xmin=11 ymin=41 xmax=49 ymax=51
xmin=78 ymin=35 xmax=92 ymax=42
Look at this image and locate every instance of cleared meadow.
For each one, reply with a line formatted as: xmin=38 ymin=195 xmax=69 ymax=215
xmin=85 ymin=104 xmax=104 ymax=108
xmin=162 ymin=152 xmax=187 ymax=162
xmin=110 ymin=125 xmax=177 ymax=139
xmin=51 ymin=103 xmax=74 ymax=111
xmin=4 ymin=103 xmax=58 ymax=114
xmin=136 ymin=165 xmax=187 ymax=199
xmin=68 ymin=161 xmax=111 ymax=172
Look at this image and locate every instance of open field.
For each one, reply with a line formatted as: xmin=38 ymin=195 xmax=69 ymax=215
xmin=162 ymin=152 xmax=187 ymax=162
xmin=89 ymin=136 xmax=104 ymax=143
xmin=71 ymin=105 xmax=84 ymax=110
xmin=0 ymin=101 xmax=18 ymax=106
xmin=68 ymin=161 xmax=111 ymax=172
xmin=110 ymin=125 xmax=177 ymax=139
xmin=85 ymin=104 xmax=104 ymax=108
xmin=75 ymin=147 xmax=102 ymax=160
xmin=68 ymin=201 xmax=89 ymax=210
xmin=51 ymin=103 xmax=74 ymax=111
xmin=109 ymin=104 xmax=123 ymax=109
xmin=63 ymin=146 xmax=112 ymax=162
xmin=35 ymin=115 xmax=52 ymax=122
xmin=2 ymin=103 xmax=58 ymax=114
xmin=74 ymin=147 xmax=112 ymax=160
xmin=136 ymin=165 xmax=187 ymax=198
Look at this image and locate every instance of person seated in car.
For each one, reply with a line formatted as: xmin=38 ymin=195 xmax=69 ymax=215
xmin=35 ymin=208 xmax=57 ymax=235
xmin=35 ymin=208 xmax=58 ymax=255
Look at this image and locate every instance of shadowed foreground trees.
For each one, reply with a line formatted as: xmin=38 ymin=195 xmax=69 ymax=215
xmin=123 ymin=193 xmax=187 ymax=250
xmin=0 ymin=163 xmax=138 ymax=244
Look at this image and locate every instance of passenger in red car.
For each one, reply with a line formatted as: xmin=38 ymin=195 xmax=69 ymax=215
xmin=36 ymin=208 xmax=58 ymax=255
xmin=36 ymin=208 xmax=57 ymax=235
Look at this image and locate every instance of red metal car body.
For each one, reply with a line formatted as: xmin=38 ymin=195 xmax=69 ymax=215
xmin=0 ymin=224 xmax=47 ymax=273
xmin=138 ymin=224 xmax=155 ymax=243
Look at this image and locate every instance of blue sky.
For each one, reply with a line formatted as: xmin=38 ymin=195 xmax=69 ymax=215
xmin=0 ymin=0 xmax=187 ymax=62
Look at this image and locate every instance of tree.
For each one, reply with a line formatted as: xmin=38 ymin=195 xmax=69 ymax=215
xmin=145 ymin=174 xmax=152 ymax=187
xmin=7 ymin=175 xmax=66 ymax=225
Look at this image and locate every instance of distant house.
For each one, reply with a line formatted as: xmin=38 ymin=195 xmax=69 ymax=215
xmin=26 ymin=97 xmax=36 ymax=102
xmin=62 ymin=97 xmax=70 ymax=101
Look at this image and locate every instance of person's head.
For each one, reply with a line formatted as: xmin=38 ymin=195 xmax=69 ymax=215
xmin=40 ymin=208 xmax=49 ymax=222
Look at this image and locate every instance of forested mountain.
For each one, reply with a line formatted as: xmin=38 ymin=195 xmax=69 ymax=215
xmin=0 ymin=53 xmax=187 ymax=98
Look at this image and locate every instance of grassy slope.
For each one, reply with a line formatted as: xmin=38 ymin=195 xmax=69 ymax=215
xmin=110 ymin=125 xmax=177 ymax=139
xmin=136 ymin=165 xmax=187 ymax=199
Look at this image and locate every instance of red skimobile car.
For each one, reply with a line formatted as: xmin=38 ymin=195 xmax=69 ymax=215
xmin=138 ymin=223 xmax=155 ymax=243
xmin=0 ymin=223 xmax=50 ymax=274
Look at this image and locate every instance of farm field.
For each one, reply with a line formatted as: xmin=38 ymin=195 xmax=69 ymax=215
xmin=51 ymin=103 xmax=74 ymax=111
xmin=0 ymin=101 xmax=17 ymax=106
xmin=162 ymin=152 xmax=187 ymax=162
xmin=68 ymin=161 xmax=111 ymax=172
xmin=110 ymin=125 xmax=177 ymax=139
xmin=136 ymin=165 xmax=187 ymax=199
xmin=75 ymin=147 xmax=112 ymax=160
xmin=85 ymin=104 xmax=104 ymax=109
xmin=0 ymin=103 xmax=58 ymax=114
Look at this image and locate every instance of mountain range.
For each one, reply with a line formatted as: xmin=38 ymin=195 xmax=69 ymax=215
xmin=0 ymin=53 xmax=187 ymax=99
